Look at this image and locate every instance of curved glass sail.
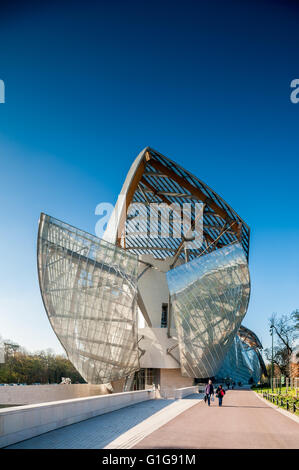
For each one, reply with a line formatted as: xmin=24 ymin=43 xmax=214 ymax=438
xmin=37 ymin=213 xmax=139 ymax=384
xmin=166 ymin=243 xmax=250 ymax=378
xmin=216 ymin=334 xmax=262 ymax=384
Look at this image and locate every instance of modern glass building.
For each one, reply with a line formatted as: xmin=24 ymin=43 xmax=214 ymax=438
xmin=37 ymin=147 xmax=265 ymax=394
xmin=215 ymin=326 xmax=267 ymax=385
xmin=37 ymin=214 xmax=139 ymax=384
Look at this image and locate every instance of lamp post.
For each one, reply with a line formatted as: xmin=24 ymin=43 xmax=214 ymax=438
xmin=270 ymin=325 xmax=274 ymax=392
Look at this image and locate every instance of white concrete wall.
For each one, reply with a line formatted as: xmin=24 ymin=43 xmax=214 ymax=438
xmin=137 ymin=255 xmax=184 ymax=328
xmin=174 ymin=386 xmax=200 ymax=399
xmin=138 ymin=327 xmax=180 ymax=369
xmin=0 ymin=389 xmax=155 ymax=448
xmin=159 ymin=368 xmax=194 ymax=398
xmin=0 ymin=383 xmax=110 ymax=405
xmin=102 ymin=147 xmax=147 ymax=244
xmin=138 ymin=255 xmax=172 ymax=327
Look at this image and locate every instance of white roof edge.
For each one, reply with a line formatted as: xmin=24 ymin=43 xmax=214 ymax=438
xmin=102 ymin=147 xmax=149 ymax=244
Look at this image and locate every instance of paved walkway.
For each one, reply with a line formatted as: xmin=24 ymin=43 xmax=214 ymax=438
xmin=6 ymin=390 xmax=299 ymax=449
xmin=134 ymin=390 xmax=299 ymax=449
xmin=6 ymin=394 xmax=202 ymax=449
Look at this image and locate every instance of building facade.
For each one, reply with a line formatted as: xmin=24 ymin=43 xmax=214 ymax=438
xmin=290 ymin=347 xmax=299 ymax=378
xmin=215 ymin=326 xmax=267 ymax=385
xmin=37 ymin=147 xmax=265 ymax=394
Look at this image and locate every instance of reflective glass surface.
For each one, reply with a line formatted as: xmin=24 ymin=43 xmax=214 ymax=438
xmin=166 ymin=243 xmax=250 ymax=378
xmin=216 ymin=334 xmax=262 ymax=384
xmin=37 ymin=213 xmax=139 ymax=384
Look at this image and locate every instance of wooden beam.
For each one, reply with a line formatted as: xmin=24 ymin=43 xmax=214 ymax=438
xmin=140 ymin=177 xmax=172 ymax=206
xmin=237 ymin=222 xmax=242 ymax=241
xmin=169 ymin=238 xmax=185 ymax=268
xmin=147 ymin=158 xmax=239 ymax=235
xmin=204 ymin=224 xmax=235 ymax=235
xmin=142 ymin=177 xmax=223 ymax=260
xmin=200 ymin=221 xmax=235 ymax=256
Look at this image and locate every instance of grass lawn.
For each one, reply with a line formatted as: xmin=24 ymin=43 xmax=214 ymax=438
xmin=255 ymin=386 xmax=298 ymax=397
xmin=253 ymin=387 xmax=299 ymax=416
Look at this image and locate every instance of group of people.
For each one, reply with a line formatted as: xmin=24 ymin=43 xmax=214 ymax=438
xmin=226 ymin=381 xmax=236 ymax=390
xmin=204 ymin=380 xmax=225 ymax=407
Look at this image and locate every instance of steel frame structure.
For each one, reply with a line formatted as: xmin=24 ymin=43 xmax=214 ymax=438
xmin=37 ymin=147 xmax=263 ymax=385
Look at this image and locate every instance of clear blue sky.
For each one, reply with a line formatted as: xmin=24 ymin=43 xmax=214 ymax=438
xmin=0 ymin=0 xmax=298 ymax=354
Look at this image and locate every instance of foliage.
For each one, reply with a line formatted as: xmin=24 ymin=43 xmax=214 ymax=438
xmin=0 ymin=338 xmax=85 ymax=384
xmin=253 ymin=387 xmax=299 ymax=416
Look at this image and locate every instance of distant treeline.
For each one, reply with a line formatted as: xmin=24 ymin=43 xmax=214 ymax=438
xmin=0 ymin=340 xmax=85 ymax=384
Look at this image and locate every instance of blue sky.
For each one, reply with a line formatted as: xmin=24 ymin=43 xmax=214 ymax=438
xmin=0 ymin=0 xmax=298 ymax=354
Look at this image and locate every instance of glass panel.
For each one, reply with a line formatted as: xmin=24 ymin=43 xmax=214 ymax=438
xmin=166 ymin=242 xmax=250 ymax=378
xmin=37 ymin=213 xmax=139 ymax=384
xmin=216 ymin=334 xmax=262 ymax=385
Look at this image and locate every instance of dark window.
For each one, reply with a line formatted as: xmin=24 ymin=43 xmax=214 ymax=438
xmin=146 ymin=368 xmax=153 ymax=385
xmin=161 ymin=303 xmax=168 ymax=328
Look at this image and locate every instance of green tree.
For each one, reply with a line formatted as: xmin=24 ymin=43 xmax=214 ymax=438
xmin=0 ymin=339 xmax=85 ymax=384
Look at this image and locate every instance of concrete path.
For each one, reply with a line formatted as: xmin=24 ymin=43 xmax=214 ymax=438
xmin=104 ymin=393 xmax=202 ymax=449
xmin=6 ymin=390 xmax=299 ymax=449
xmin=134 ymin=390 xmax=299 ymax=449
xmin=6 ymin=394 xmax=202 ymax=449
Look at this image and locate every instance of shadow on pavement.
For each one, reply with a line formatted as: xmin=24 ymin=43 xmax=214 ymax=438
xmin=181 ymin=393 xmax=204 ymax=400
xmin=6 ymin=398 xmax=177 ymax=449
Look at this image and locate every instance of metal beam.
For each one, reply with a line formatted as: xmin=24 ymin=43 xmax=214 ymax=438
xmin=166 ymin=343 xmax=180 ymax=364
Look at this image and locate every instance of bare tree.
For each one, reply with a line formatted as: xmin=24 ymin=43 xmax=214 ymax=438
xmin=3 ymin=341 xmax=20 ymax=358
xmin=264 ymin=311 xmax=298 ymax=376
xmin=292 ymin=309 xmax=299 ymax=335
xmin=292 ymin=309 xmax=299 ymax=361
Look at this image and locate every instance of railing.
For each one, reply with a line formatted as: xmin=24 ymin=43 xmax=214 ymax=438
xmin=260 ymin=391 xmax=298 ymax=414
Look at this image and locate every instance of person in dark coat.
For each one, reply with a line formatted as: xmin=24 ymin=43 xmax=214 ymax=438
xmin=216 ymin=384 xmax=225 ymax=406
xmin=204 ymin=379 xmax=214 ymax=406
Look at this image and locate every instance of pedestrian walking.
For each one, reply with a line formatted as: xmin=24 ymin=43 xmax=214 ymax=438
xmin=216 ymin=384 xmax=225 ymax=406
xmin=204 ymin=379 xmax=214 ymax=406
